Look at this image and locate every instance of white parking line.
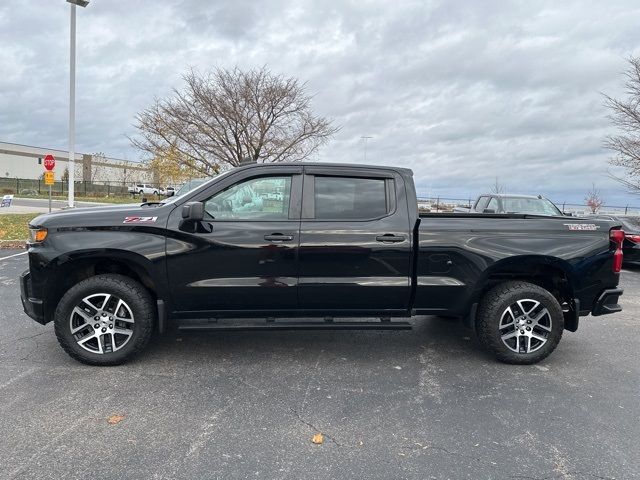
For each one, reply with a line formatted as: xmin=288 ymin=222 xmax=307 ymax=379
xmin=0 ymin=251 xmax=27 ymax=261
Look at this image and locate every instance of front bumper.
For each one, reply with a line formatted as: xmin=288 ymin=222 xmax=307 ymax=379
xmin=20 ymin=270 xmax=45 ymax=324
xmin=591 ymin=288 xmax=623 ymax=316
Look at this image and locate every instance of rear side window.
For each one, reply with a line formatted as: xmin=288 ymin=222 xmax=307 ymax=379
xmin=314 ymin=176 xmax=388 ymax=220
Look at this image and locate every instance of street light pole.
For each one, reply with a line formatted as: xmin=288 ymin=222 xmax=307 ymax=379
xmin=68 ymin=3 xmax=76 ymax=207
xmin=66 ymin=0 xmax=89 ymax=208
xmin=361 ymin=136 xmax=372 ymax=162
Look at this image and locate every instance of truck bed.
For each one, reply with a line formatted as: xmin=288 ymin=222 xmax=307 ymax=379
xmin=413 ymin=213 xmax=619 ymax=317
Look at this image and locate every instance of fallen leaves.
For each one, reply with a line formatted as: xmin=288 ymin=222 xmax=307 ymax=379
xmin=311 ymin=433 xmax=324 ymax=445
xmin=107 ymin=414 xmax=125 ymax=425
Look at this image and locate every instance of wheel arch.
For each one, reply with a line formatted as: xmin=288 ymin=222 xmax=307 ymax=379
xmin=465 ymin=255 xmax=577 ymax=329
xmin=43 ymin=250 xmax=165 ymax=323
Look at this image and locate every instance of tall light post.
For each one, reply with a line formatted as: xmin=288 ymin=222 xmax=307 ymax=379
xmin=361 ymin=136 xmax=372 ymax=162
xmin=66 ymin=0 xmax=89 ymax=208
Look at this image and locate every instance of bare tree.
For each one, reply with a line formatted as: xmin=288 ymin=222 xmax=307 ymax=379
xmin=604 ymin=56 xmax=640 ymax=194
xmin=489 ymin=177 xmax=505 ymax=194
xmin=131 ymin=66 xmax=338 ymax=174
xmin=585 ymin=183 xmax=604 ymax=213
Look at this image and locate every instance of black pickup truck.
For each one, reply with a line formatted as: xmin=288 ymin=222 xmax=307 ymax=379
xmin=20 ymin=163 xmax=625 ymax=366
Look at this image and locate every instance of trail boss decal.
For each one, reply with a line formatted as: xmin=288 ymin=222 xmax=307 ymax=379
xmin=123 ymin=216 xmax=158 ymax=224
xmin=564 ymin=223 xmax=600 ymax=231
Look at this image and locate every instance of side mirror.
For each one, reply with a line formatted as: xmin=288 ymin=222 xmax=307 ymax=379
xmin=181 ymin=201 xmax=204 ymax=221
xmin=179 ymin=202 xmax=205 ymax=232
xmin=483 ymin=208 xmax=496 ymax=214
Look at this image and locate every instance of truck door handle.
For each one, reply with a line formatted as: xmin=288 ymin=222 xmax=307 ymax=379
xmin=376 ymin=234 xmax=405 ymax=243
xmin=264 ymin=233 xmax=293 ymax=242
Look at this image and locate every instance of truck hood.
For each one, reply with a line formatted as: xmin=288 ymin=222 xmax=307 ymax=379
xmin=29 ymin=203 xmax=171 ymax=229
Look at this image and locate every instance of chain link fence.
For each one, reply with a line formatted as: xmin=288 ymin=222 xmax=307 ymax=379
xmin=0 ymin=177 xmax=165 ymax=198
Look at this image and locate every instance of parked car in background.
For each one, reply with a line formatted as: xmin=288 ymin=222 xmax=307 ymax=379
xmin=472 ymin=194 xmax=564 ymax=216
xmin=453 ymin=205 xmax=472 ymax=213
xmin=128 ymin=184 xmax=159 ymax=196
xmin=593 ymin=215 xmax=640 ymax=266
xmin=164 ymin=186 xmax=176 ymax=197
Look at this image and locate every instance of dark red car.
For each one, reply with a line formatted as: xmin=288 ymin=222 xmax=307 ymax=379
xmin=595 ymin=215 xmax=640 ymax=267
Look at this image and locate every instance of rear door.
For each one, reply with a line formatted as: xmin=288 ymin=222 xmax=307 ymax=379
xmin=297 ymin=167 xmax=413 ymax=313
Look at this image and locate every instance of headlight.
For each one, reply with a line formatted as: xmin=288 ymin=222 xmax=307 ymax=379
xmin=28 ymin=227 xmax=48 ymax=243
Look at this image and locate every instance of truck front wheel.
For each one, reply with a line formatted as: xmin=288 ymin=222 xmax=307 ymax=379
xmin=476 ymin=281 xmax=564 ymax=364
xmin=53 ymin=274 xmax=155 ymax=366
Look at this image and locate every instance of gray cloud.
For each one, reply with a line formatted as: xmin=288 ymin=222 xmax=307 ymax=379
xmin=1 ymin=0 xmax=640 ymax=205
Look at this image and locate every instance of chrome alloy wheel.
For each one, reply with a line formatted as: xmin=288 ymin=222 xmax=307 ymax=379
xmin=69 ymin=293 xmax=135 ymax=354
xmin=498 ymin=299 xmax=552 ymax=354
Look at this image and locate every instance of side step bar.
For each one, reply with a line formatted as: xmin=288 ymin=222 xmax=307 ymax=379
xmin=178 ymin=319 xmax=412 ymax=332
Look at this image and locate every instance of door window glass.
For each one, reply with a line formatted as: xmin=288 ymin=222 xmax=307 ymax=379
xmin=486 ymin=197 xmax=499 ymax=212
xmin=204 ymin=176 xmax=291 ymax=220
xmin=475 ymin=196 xmax=489 ymax=212
xmin=314 ymin=176 xmax=388 ymax=220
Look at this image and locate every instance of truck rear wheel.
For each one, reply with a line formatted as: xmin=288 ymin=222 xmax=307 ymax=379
xmin=476 ymin=281 xmax=564 ymax=364
xmin=53 ymin=274 xmax=155 ymax=366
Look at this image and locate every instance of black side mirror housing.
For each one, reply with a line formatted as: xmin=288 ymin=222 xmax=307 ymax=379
xmin=179 ymin=202 xmax=205 ymax=232
xmin=181 ymin=201 xmax=205 ymax=221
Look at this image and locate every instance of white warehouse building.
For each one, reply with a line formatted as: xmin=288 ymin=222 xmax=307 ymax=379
xmin=0 ymin=140 xmax=153 ymax=185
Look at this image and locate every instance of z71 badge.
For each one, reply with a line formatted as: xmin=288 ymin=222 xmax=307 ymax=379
xmin=564 ymin=223 xmax=600 ymax=231
xmin=123 ymin=216 xmax=158 ymax=224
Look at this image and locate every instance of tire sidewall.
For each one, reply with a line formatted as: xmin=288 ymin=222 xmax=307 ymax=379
xmin=54 ymin=275 xmax=154 ymax=365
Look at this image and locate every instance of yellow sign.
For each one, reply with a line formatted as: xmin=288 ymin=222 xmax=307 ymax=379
xmin=44 ymin=171 xmax=55 ymax=186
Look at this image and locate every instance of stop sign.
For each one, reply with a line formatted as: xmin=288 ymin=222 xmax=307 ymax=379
xmin=43 ymin=154 xmax=55 ymax=171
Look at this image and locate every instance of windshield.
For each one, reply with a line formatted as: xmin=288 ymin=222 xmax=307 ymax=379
xmin=620 ymin=216 xmax=640 ymax=232
xmin=159 ymin=178 xmax=212 ymax=205
xmin=502 ymin=197 xmax=563 ymax=216
xmin=174 ymin=178 xmax=209 ymax=197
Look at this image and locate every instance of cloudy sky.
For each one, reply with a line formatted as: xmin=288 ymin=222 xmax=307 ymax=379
xmin=2 ymin=0 xmax=640 ymax=205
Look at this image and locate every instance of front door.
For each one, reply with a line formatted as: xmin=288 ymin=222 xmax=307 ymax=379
xmin=297 ymin=167 xmax=413 ymax=313
xmin=166 ymin=168 xmax=302 ymax=314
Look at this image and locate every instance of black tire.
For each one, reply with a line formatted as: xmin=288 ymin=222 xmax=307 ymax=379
xmin=54 ymin=274 xmax=155 ymax=366
xmin=476 ymin=281 xmax=564 ymax=364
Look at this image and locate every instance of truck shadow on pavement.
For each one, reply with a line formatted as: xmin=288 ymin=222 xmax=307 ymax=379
xmin=140 ymin=316 xmax=493 ymax=366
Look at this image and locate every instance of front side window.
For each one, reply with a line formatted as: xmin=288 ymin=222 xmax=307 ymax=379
xmin=475 ymin=196 xmax=489 ymax=212
xmin=314 ymin=176 xmax=388 ymax=220
xmin=204 ymin=176 xmax=291 ymax=220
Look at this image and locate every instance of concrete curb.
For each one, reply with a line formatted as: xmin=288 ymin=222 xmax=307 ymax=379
xmin=0 ymin=240 xmax=27 ymax=249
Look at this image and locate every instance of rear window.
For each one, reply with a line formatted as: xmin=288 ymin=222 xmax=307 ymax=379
xmin=314 ymin=176 xmax=388 ymax=220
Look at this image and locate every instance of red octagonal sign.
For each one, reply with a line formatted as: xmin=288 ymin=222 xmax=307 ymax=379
xmin=43 ymin=154 xmax=55 ymax=171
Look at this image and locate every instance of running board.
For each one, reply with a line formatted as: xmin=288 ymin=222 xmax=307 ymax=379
xmin=177 ymin=319 xmax=412 ymax=331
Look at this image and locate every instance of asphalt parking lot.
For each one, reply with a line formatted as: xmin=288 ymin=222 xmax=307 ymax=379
xmin=1 ymin=250 xmax=638 ymax=480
